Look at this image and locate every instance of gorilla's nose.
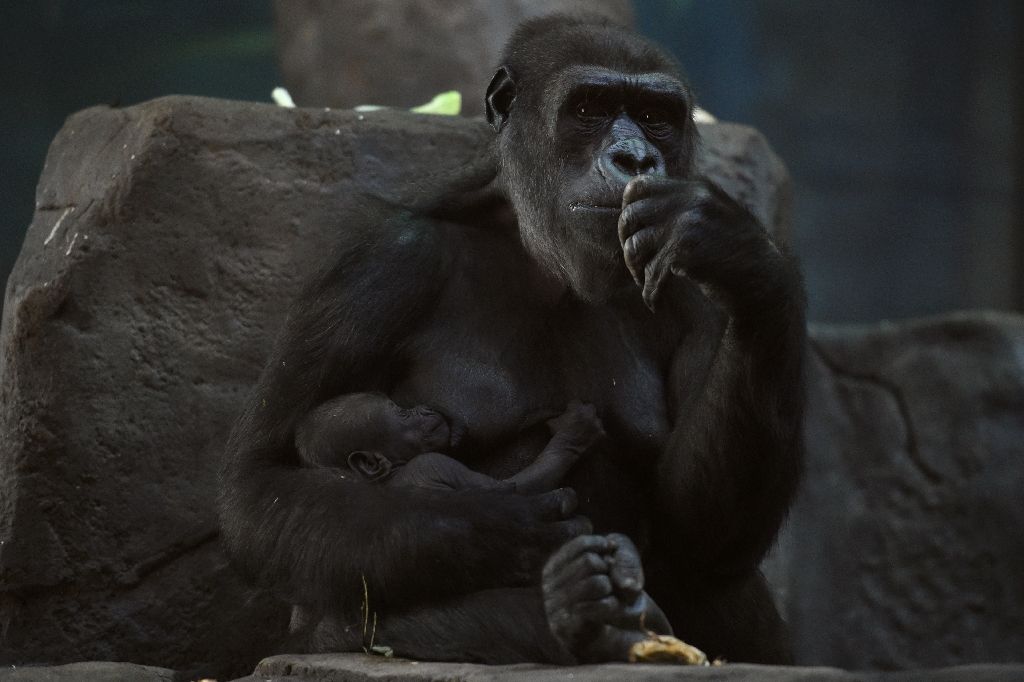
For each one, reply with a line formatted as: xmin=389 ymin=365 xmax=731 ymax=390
xmin=605 ymin=138 xmax=662 ymax=182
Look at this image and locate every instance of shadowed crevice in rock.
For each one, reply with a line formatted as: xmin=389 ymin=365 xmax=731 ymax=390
xmin=809 ymin=339 xmax=940 ymax=484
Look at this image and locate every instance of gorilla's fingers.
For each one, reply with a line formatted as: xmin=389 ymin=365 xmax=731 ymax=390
xmin=543 ymin=535 xmax=614 ymax=582
xmin=546 ymin=401 xmax=599 ymax=435
xmin=606 ymin=533 xmax=644 ymax=599
xmin=641 ymin=245 xmax=676 ymax=312
xmin=552 ymin=516 xmax=593 ymax=541
xmin=489 ymin=479 xmax=518 ymax=493
xmin=617 ymin=201 xmax=638 ymax=244
xmin=546 ymin=551 xmax=611 ymax=593
xmin=570 ymin=595 xmax=621 ymax=622
xmin=618 ymin=197 xmax=669 ymax=246
xmin=455 ymin=467 xmax=510 ymax=490
xmin=622 ymin=174 xmax=667 ymax=206
xmin=623 ymin=226 xmax=660 ymax=286
xmin=533 ymin=487 xmax=578 ymax=519
xmin=555 ymin=574 xmax=614 ymax=607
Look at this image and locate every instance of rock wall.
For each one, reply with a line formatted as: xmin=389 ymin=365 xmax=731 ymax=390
xmin=1 ymin=95 xmax=1021 ymax=676
xmin=778 ymin=313 xmax=1024 ymax=668
xmin=0 ymin=97 xmax=789 ymax=675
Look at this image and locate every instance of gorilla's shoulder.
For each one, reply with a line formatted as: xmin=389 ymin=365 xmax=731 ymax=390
xmin=336 ymin=210 xmax=446 ymax=258
xmin=311 ymin=211 xmax=462 ymax=298
xmin=335 ymin=208 xmax=508 ymax=272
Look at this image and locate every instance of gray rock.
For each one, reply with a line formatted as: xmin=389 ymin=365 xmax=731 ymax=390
xmin=273 ymin=0 xmax=634 ymax=117
xmin=696 ymin=122 xmax=792 ymax=243
xmin=0 ymin=96 xmax=789 ymax=675
xmin=239 ymin=653 xmax=1024 ymax=681
xmin=0 ymin=662 xmax=174 ymax=682
xmin=777 ymin=312 xmax=1024 ymax=669
xmin=5 ymin=94 xmax=1021 ymax=679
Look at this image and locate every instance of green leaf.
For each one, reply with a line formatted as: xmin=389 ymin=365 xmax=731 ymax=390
xmin=410 ymin=91 xmax=462 ymax=116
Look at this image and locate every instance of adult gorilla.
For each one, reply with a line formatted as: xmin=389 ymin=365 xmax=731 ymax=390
xmin=219 ymin=14 xmax=805 ymax=665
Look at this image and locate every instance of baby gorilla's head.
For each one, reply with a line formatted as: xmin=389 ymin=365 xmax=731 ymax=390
xmin=374 ymin=397 xmax=453 ymax=460
xmin=294 ymin=393 xmax=452 ymax=475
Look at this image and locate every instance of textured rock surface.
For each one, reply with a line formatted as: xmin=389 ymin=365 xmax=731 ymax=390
xmin=4 ymin=94 xmax=1022 ymax=679
xmin=0 ymin=96 xmax=788 ymax=675
xmin=273 ymin=0 xmax=634 ymax=117
xmin=239 ymin=654 xmax=1024 ymax=682
xmin=775 ymin=312 xmax=1024 ymax=669
xmin=0 ymin=662 xmax=174 ymax=682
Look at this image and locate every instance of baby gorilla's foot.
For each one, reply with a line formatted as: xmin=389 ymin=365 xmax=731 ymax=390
xmin=546 ymin=401 xmax=606 ymax=453
xmin=542 ymin=533 xmax=668 ymax=663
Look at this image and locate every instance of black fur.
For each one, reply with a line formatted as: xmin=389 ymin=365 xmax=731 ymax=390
xmin=219 ymin=14 xmax=805 ymax=665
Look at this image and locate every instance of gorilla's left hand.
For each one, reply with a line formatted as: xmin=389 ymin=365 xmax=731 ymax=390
xmin=617 ymin=175 xmax=785 ymax=312
xmin=543 ymin=533 xmax=672 ymax=663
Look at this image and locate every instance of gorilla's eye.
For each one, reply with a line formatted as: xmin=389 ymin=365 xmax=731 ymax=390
xmin=639 ymin=108 xmax=669 ymax=126
xmin=575 ymin=101 xmax=610 ymax=121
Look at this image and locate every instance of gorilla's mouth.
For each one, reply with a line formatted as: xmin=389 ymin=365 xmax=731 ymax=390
xmin=569 ymin=202 xmax=621 ymax=214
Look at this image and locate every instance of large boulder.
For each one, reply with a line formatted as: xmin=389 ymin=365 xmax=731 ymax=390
xmin=0 ymin=96 xmax=790 ymax=675
xmin=273 ymin=0 xmax=635 ymax=117
xmin=776 ymin=313 xmax=1024 ymax=669
xmin=3 ymin=95 xmax=1022 ymax=678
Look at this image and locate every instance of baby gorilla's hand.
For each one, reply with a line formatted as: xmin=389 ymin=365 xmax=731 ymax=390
xmin=546 ymin=401 xmax=606 ymax=453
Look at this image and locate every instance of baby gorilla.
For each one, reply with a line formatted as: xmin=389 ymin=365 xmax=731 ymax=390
xmin=295 ymin=393 xmax=604 ymax=493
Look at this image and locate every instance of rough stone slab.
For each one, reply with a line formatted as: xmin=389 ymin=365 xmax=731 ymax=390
xmin=0 ymin=662 xmax=174 ymax=682
xmin=774 ymin=311 xmax=1024 ymax=668
xmin=6 ymin=93 xmax=1022 ymax=677
xmin=273 ymin=0 xmax=634 ymax=117
xmin=695 ymin=123 xmax=792 ymax=242
xmin=241 ymin=654 xmax=1024 ymax=682
xmin=0 ymin=96 xmax=789 ymax=676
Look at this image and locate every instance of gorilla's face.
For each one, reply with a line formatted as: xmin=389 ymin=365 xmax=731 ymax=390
xmin=493 ymin=64 xmax=694 ymax=303
xmin=382 ymin=401 xmax=452 ymax=461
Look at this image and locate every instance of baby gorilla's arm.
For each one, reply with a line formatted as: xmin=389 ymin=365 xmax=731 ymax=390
xmin=507 ymin=401 xmax=605 ymax=495
xmin=389 ymin=452 xmax=512 ymax=491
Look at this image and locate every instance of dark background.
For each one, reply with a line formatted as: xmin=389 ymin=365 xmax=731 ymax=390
xmin=1 ymin=0 xmax=1021 ymax=323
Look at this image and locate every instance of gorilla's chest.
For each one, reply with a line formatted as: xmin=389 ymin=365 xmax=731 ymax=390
xmin=391 ymin=292 xmax=675 ymax=473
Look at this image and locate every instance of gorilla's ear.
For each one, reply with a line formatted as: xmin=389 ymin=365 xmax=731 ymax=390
xmin=485 ymin=66 xmax=516 ymax=133
xmin=347 ymin=450 xmax=393 ymax=482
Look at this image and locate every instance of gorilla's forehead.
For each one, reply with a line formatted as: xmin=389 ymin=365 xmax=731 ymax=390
xmin=541 ymin=65 xmax=690 ymax=110
xmin=520 ymin=66 xmax=693 ymax=141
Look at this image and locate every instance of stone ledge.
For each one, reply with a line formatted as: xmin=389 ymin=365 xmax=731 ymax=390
xmin=0 ymin=662 xmax=174 ymax=682
xmin=239 ymin=654 xmax=1024 ymax=682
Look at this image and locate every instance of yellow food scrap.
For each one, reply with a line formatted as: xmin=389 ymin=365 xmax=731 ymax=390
xmin=271 ymin=87 xmax=296 ymax=108
xmin=629 ymin=633 xmax=709 ymax=665
xmin=410 ymin=91 xmax=462 ymax=116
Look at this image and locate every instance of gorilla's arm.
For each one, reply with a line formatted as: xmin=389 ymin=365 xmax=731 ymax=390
xmin=218 ymin=218 xmax=581 ymax=614
xmin=619 ymin=176 xmax=806 ymax=577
